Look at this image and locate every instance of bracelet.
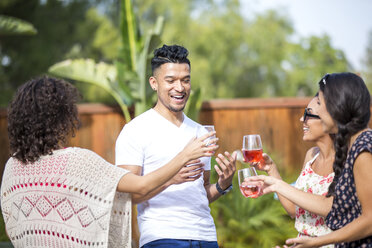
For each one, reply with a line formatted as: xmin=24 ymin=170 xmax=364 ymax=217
xmin=216 ymin=182 xmax=232 ymax=195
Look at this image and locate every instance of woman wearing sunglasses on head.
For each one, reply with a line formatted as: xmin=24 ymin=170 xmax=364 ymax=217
xmin=251 ymin=95 xmax=335 ymax=248
xmin=247 ymin=72 xmax=372 ymax=247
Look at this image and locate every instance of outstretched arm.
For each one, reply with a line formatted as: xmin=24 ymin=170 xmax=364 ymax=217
xmin=246 ymin=175 xmax=333 ymax=217
xmin=253 ymin=153 xmax=297 ymax=217
xmin=120 ymin=160 xmax=204 ymax=204
xmin=255 ymin=150 xmax=315 ymax=218
xmin=285 ymin=152 xmax=372 ymax=247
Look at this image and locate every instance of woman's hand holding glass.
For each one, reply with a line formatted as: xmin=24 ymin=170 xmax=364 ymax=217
xmin=238 ymin=167 xmax=261 ymax=198
xmin=251 ymin=153 xmax=276 ymax=173
xmin=285 ymin=235 xmax=317 ymax=248
xmin=243 ymin=174 xmax=283 ymax=196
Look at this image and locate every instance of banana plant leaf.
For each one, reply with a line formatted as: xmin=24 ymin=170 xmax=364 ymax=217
xmin=134 ymin=16 xmax=164 ymax=116
xmin=120 ymin=0 xmax=139 ymax=71
xmin=48 ymin=59 xmax=132 ymax=122
xmin=0 ymin=15 xmax=37 ymax=35
xmin=184 ymin=88 xmax=202 ymax=121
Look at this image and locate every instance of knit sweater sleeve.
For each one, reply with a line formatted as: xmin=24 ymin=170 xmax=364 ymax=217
xmin=66 ymin=148 xmax=129 ymax=198
xmin=69 ymin=148 xmax=133 ymax=248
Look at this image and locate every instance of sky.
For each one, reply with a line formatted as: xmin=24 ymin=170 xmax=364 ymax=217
xmin=242 ymin=0 xmax=372 ymax=71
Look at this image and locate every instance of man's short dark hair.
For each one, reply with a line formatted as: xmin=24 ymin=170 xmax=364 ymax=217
xmin=151 ymin=44 xmax=190 ymax=74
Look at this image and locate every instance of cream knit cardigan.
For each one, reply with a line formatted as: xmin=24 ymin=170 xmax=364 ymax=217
xmin=1 ymin=147 xmax=131 ymax=248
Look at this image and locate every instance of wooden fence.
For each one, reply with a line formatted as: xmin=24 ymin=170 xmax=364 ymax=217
xmin=1 ymin=98 xmax=372 ymax=183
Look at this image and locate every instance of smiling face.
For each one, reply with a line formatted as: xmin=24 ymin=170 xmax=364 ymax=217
xmin=316 ymin=91 xmax=338 ymax=134
xmin=300 ymin=97 xmax=327 ymax=142
xmin=150 ymin=63 xmax=191 ymax=115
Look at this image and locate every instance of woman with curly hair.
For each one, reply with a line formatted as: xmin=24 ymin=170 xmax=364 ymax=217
xmin=0 ymin=76 xmax=218 ymax=248
xmin=247 ymin=72 xmax=372 ymax=247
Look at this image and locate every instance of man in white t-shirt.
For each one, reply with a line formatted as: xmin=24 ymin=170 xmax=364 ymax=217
xmin=115 ymin=44 xmax=236 ymax=248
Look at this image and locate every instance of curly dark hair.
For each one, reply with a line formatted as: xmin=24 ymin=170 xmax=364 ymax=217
xmin=151 ymin=44 xmax=190 ymax=74
xmin=7 ymin=76 xmax=81 ymax=163
xmin=319 ymin=73 xmax=371 ymax=197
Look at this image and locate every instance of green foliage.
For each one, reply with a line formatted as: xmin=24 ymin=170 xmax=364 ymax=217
xmin=0 ymin=0 xmax=354 ymax=108
xmin=0 ymin=0 xmax=94 ymax=106
xmin=0 ymin=13 xmax=37 ymax=110
xmin=362 ymin=30 xmax=372 ymax=91
xmin=65 ymin=8 xmax=121 ymax=62
xmin=49 ymin=0 xmax=166 ymax=122
xmin=134 ymin=0 xmax=349 ymax=99
xmin=49 ymin=0 xmax=204 ymax=122
xmin=284 ymin=35 xmax=349 ymax=96
xmin=0 ymin=15 xmax=37 ymax=35
xmin=48 ymin=58 xmax=131 ymax=121
xmin=210 ymin=158 xmax=297 ymax=248
xmin=119 ymin=0 xmax=164 ymax=116
xmin=0 ymin=211 xmax=9 ymax=242
xmin=184 ymin=88 xmax=202 ymax=121
xmin=59 ymin=7 xmax=123 ymax=104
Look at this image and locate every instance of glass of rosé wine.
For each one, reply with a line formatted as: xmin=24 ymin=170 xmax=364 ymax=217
xmin=242 ymin=134 xmax=263 ymax=164
xmin=238 ymin=167 xmax=260 ymax=198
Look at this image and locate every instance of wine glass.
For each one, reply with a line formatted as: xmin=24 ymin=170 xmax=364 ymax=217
xmin=187 ymin=125 xmax=216 ymax=177
xmin=238 ymin=167 xmax=260 ymax=198
xmin=199 ymin=125 xmax=216 ymax=147
xmin=242 ymin=134 xmax=263 ymax=164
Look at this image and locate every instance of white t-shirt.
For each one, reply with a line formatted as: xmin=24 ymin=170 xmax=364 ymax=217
xmin=115 ymin=109 xmax=217 ymax=247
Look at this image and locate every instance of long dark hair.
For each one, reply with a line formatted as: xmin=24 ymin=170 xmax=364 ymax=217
xmin=319 ymin=73 xmax=371 ymax=197
xmin=8 ymin=76 xmax=81 ymax=163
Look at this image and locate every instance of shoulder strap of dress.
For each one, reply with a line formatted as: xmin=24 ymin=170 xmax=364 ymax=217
xmin=307 ymin=152 xmax=319 ymax=165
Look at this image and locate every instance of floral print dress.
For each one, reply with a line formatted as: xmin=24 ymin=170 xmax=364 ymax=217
xmin=294 ymin=152 xmax=335 ymax=248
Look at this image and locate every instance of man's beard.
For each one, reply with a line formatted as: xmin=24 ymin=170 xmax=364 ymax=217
xmin=168 ymin=105 xmax=185 ymax=112
xmin=158 ymin=95 xmax=189 ymax=113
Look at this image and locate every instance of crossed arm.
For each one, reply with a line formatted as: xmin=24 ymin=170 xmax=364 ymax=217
xmin=252 ymin=149 xmax=321 ymax=218
xmin=118 ymin=160 xmax=204 ymax=204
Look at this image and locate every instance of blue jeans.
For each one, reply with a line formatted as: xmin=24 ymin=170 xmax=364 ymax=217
xmin=142 ymin=239 xmax=219 ymax=248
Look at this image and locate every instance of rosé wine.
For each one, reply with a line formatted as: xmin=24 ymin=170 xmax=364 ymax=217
xmin=242 ymin=149 xmax=263 ymax=163
xmin=239 ymin=185 xmax=260 ymax=198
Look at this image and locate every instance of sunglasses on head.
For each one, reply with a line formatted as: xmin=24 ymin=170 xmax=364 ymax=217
xmin=303 ymin=108 xmax=320 ymax=122
xmin=322 ymin=73 xmax=330 ymax=85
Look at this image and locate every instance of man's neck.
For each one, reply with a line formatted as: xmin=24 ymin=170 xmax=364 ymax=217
xmin=153 ymin=104 xmax=184 ymax=127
